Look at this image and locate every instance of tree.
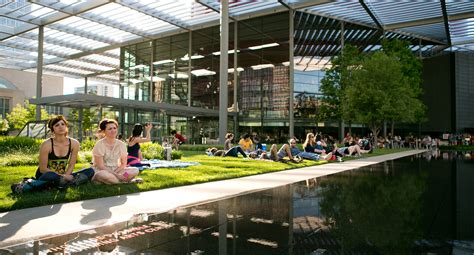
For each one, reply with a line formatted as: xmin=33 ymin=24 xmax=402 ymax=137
xmin=319 ymin=45 xmax=363 ymax=137
xmin=382 ymin=39 xmax=425 ymax=134
xmin=69 ymin=108 xmax=97 ymax=137
xmin=6 ymin=100 xmax=49 ymax=130
xmin=0 ymin=116 xmax=9 ymax=134
xmin=343 ymin=51 xmax=424 ymax=143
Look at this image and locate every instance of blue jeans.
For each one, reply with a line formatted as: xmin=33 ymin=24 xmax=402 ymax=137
xmin=35 ymin=167 xmax=95 ymax=187
xmin=225 ymin=146 xmax=247 ymax=158
xmin=297 ymin=151 xmax=320 ymax=160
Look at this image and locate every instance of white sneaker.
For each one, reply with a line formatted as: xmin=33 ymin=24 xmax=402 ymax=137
xmin=321 ymin=152 xmax=332 ymax=160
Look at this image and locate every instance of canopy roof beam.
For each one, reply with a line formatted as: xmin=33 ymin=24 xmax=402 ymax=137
xmin=298 ymin=8 xmax=446 ymax=45
xmin=386 ymin=11 xmax=474 ymax=30
xmin=359 ymin=0 xmax=383 ymax=30
xmin=115 ymin=0 xmax=191 ymax=31
xmin=0 ymin=0 xmax=112 ymax=41
xmin=31 ymin=1 xmax=153 ymax=39
xmin=440 ymin=0 xmax=451 ymax=46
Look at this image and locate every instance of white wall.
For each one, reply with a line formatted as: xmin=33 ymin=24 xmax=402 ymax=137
xmin=0 ymin=67 xmax=64 ymax=111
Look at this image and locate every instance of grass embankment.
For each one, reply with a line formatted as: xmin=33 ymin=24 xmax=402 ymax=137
xmin=0 ymin=148 xmax=409 ymax=212
xmin=439 ymin=145 xmax=474 ymax=151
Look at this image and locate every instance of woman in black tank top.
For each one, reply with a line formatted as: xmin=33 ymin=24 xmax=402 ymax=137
xmin=36 ymin=116 xmax=95 ymax=189
xmin=11 ymin=116 xmax=95 ymax=193
xmin=127 ymin=123 xmax=152 ymax=167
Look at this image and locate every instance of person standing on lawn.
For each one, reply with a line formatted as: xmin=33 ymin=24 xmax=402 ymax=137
xmin=92 ymin=118 xmax=141 ymax=184
xmin=11 ymin=115 xmax=95 ymax=194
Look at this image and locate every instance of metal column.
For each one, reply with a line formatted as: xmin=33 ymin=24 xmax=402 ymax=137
xmin=78 ymin=107 xmax=83 ymax=142
xmin=340 ymin=22 xmax=345 ymax=142
xmin=150 ymin=41 xmax=155 ymax=102
xmin=289 ymin=9 xmax=295 ymax=138
xmin=219 ymin=0 xmax=229 ymax=144
xmin=84 ymin=77 xmax=88 ymax=94
xmin=36 ymin=25 xmax=44 ymax=121
xmin=188 ymin=31 xmax=192 ymax=107
xmin=233 ymin=21 xmax=238 ymax=137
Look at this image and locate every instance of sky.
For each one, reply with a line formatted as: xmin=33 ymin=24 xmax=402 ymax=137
xmin=63 ymin=77 xmax=85 ymax=95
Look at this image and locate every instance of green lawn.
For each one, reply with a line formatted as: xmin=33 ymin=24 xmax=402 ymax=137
xmin=0 ymin=148 xmax=409 ymax=212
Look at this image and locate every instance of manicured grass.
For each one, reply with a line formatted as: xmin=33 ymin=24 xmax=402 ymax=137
xmin=0 ymin=148 xmax=410 ymax=213
xmin=439 ymin=145 xmax=474 ymax=151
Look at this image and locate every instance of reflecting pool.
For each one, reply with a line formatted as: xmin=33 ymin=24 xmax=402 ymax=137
xmin=2 ymin=151 xmax=473 ymax=254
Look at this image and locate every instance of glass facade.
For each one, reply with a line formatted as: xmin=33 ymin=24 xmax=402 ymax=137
xmin=120 ymin=13 xmax=292 ymax=142
xmin=118 ymin=11 xmax=349 ymax=142
xmin=293 ymin=70 xmax=324 ymax=118
xmin=0 ymin=97 xmax=10 ymax=119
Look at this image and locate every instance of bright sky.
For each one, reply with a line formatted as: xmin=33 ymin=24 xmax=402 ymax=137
xmin=63 ymin=77 xmax=84 ymax=95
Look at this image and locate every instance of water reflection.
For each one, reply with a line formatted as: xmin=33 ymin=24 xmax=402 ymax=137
xmin=317 ymin=161 xmax=426 ymax=254
xmin=2 ymin=153 xmax=473 ymax=254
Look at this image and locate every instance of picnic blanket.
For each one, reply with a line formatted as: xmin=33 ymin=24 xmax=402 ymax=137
xmin=137 ymin=159 xmax=200 ymax=170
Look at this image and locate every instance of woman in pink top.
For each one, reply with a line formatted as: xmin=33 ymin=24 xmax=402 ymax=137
xmin=92 ymin=119 xmax=141 ymax=184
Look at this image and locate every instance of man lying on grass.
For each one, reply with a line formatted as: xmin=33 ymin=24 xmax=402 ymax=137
xmin=11 ymin=115 xmax=95 ymax=194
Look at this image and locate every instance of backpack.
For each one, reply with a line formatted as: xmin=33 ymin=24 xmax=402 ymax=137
xmin=10 ymin=177 xmax=54 ymax=194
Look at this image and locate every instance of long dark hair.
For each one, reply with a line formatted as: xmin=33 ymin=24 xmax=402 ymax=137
xmin=129 ymin=123 xmax=143 ymax=142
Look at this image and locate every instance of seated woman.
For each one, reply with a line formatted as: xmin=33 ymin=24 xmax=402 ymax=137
xmin=303 ymin=133 xmax=330 ymax=156
xmin=92 ymin=119 xmax=141 ymax=184
xmin=127 ymin=123 xmax=152 ymax=167
xmin=343 ymin=133 xmax=355 ymax=147
xmin=238 ymin=133 xmax=254 ymax=153
xmin=206 ymin=133 xmax=247 ymax=158
xmin=11 ymin=115 xmax=95 ymax=194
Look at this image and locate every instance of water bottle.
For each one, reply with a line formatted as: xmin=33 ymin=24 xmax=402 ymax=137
xmin=164 ymin=145 xmax=172 ymax=161
xmin=262 ymin=143 xmax=267 ymax=151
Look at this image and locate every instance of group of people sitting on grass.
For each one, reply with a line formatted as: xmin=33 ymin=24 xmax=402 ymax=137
xmin=206 ymin=132 xmax=373 ymax=163
xmin=11 ymin=115 xmax=153 ymax=194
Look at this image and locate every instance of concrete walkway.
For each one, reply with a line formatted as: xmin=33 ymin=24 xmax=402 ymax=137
xmin=0 ymin=150 xmax=424 ymax=248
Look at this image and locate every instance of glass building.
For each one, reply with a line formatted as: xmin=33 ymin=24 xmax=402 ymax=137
xmin=117 ymin=10 xmax=444 ymax=143
xmin=1 ymin=1 xmax=473 ymax=142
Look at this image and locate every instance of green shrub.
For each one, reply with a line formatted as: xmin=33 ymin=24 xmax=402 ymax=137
xmin=0 ymin=152 xmax=39 ymax=166
xmin=0 ymin=136 xmax=43 ymax=153
xmin=171 ymin=150 xmax=183 ymax=160
xmin=80 ymin=139 xmax=96 ymax=151
xmin=77 ymin=151 xmax=93 ymax=163
xmin=141 ymin=143 xmax=164 ymax=160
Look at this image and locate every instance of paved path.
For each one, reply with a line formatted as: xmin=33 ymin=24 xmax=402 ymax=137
xmin=0 ymin=150 xmax=424 ymax=248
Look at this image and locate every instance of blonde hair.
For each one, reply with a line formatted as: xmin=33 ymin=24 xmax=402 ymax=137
xmin=302 ymin=133 xmax=315 ymax=148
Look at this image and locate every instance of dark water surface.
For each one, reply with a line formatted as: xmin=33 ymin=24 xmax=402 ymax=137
xmin=3 ymin=151 xmax=474 ymax=254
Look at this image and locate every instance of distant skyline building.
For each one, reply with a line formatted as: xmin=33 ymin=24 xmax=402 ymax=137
xmin=73 ymin=83 xmax=115 ymax=98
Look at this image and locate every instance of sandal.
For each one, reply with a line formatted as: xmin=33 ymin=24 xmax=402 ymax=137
xmin=11 ymin=183 xmax=25 ymax=194
xmin=129 ymin=178 xmax=144 ymax=184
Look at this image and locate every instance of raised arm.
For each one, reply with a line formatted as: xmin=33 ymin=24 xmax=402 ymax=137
xmin=134 ymin=123 xmax=152 ymax=144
